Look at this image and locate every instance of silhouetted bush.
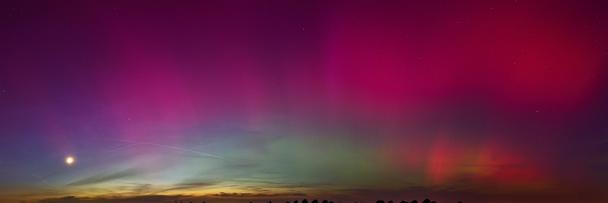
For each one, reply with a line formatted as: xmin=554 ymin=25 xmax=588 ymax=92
xmin=174 ymin=197 xmax=456 ymax=203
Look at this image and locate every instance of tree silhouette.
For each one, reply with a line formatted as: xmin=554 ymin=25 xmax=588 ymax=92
xmin=168 ymin=197 xmax=458 ymax=203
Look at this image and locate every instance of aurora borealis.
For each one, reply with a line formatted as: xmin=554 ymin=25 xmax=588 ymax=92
xmin=1 ymin=0 xmax=608 ymax=202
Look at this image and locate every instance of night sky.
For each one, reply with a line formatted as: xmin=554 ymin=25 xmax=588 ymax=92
xmin=1 ymin=1 xmax=608 ymax=203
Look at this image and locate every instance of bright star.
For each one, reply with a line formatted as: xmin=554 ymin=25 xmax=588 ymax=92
xmin=65 ymin=156 xmax=75 ymax=166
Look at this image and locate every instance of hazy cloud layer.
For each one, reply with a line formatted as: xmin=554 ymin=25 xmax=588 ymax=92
xmin=67 ymin=169 xmax=139 ymax=186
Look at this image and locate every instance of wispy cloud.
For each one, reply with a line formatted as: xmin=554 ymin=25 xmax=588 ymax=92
xmin=37 ymin=193 xmax=308 ymax=203
xmin=67 ymin=169 xmax=139 ymax=186
xmin=157 ymin=181 xmax=220 ymax=193
xmin=38 ymin=195 xmax=187 ymax=203
xmin=211 ymin=192 xmax=307 ymax=197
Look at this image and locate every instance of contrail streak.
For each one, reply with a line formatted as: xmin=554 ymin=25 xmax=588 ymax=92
xmin=98 ymin=138 xmax=224 ymax=160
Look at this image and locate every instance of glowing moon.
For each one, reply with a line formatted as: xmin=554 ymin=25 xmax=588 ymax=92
xmin=65 ymin=156 xmax=75 ymax=165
